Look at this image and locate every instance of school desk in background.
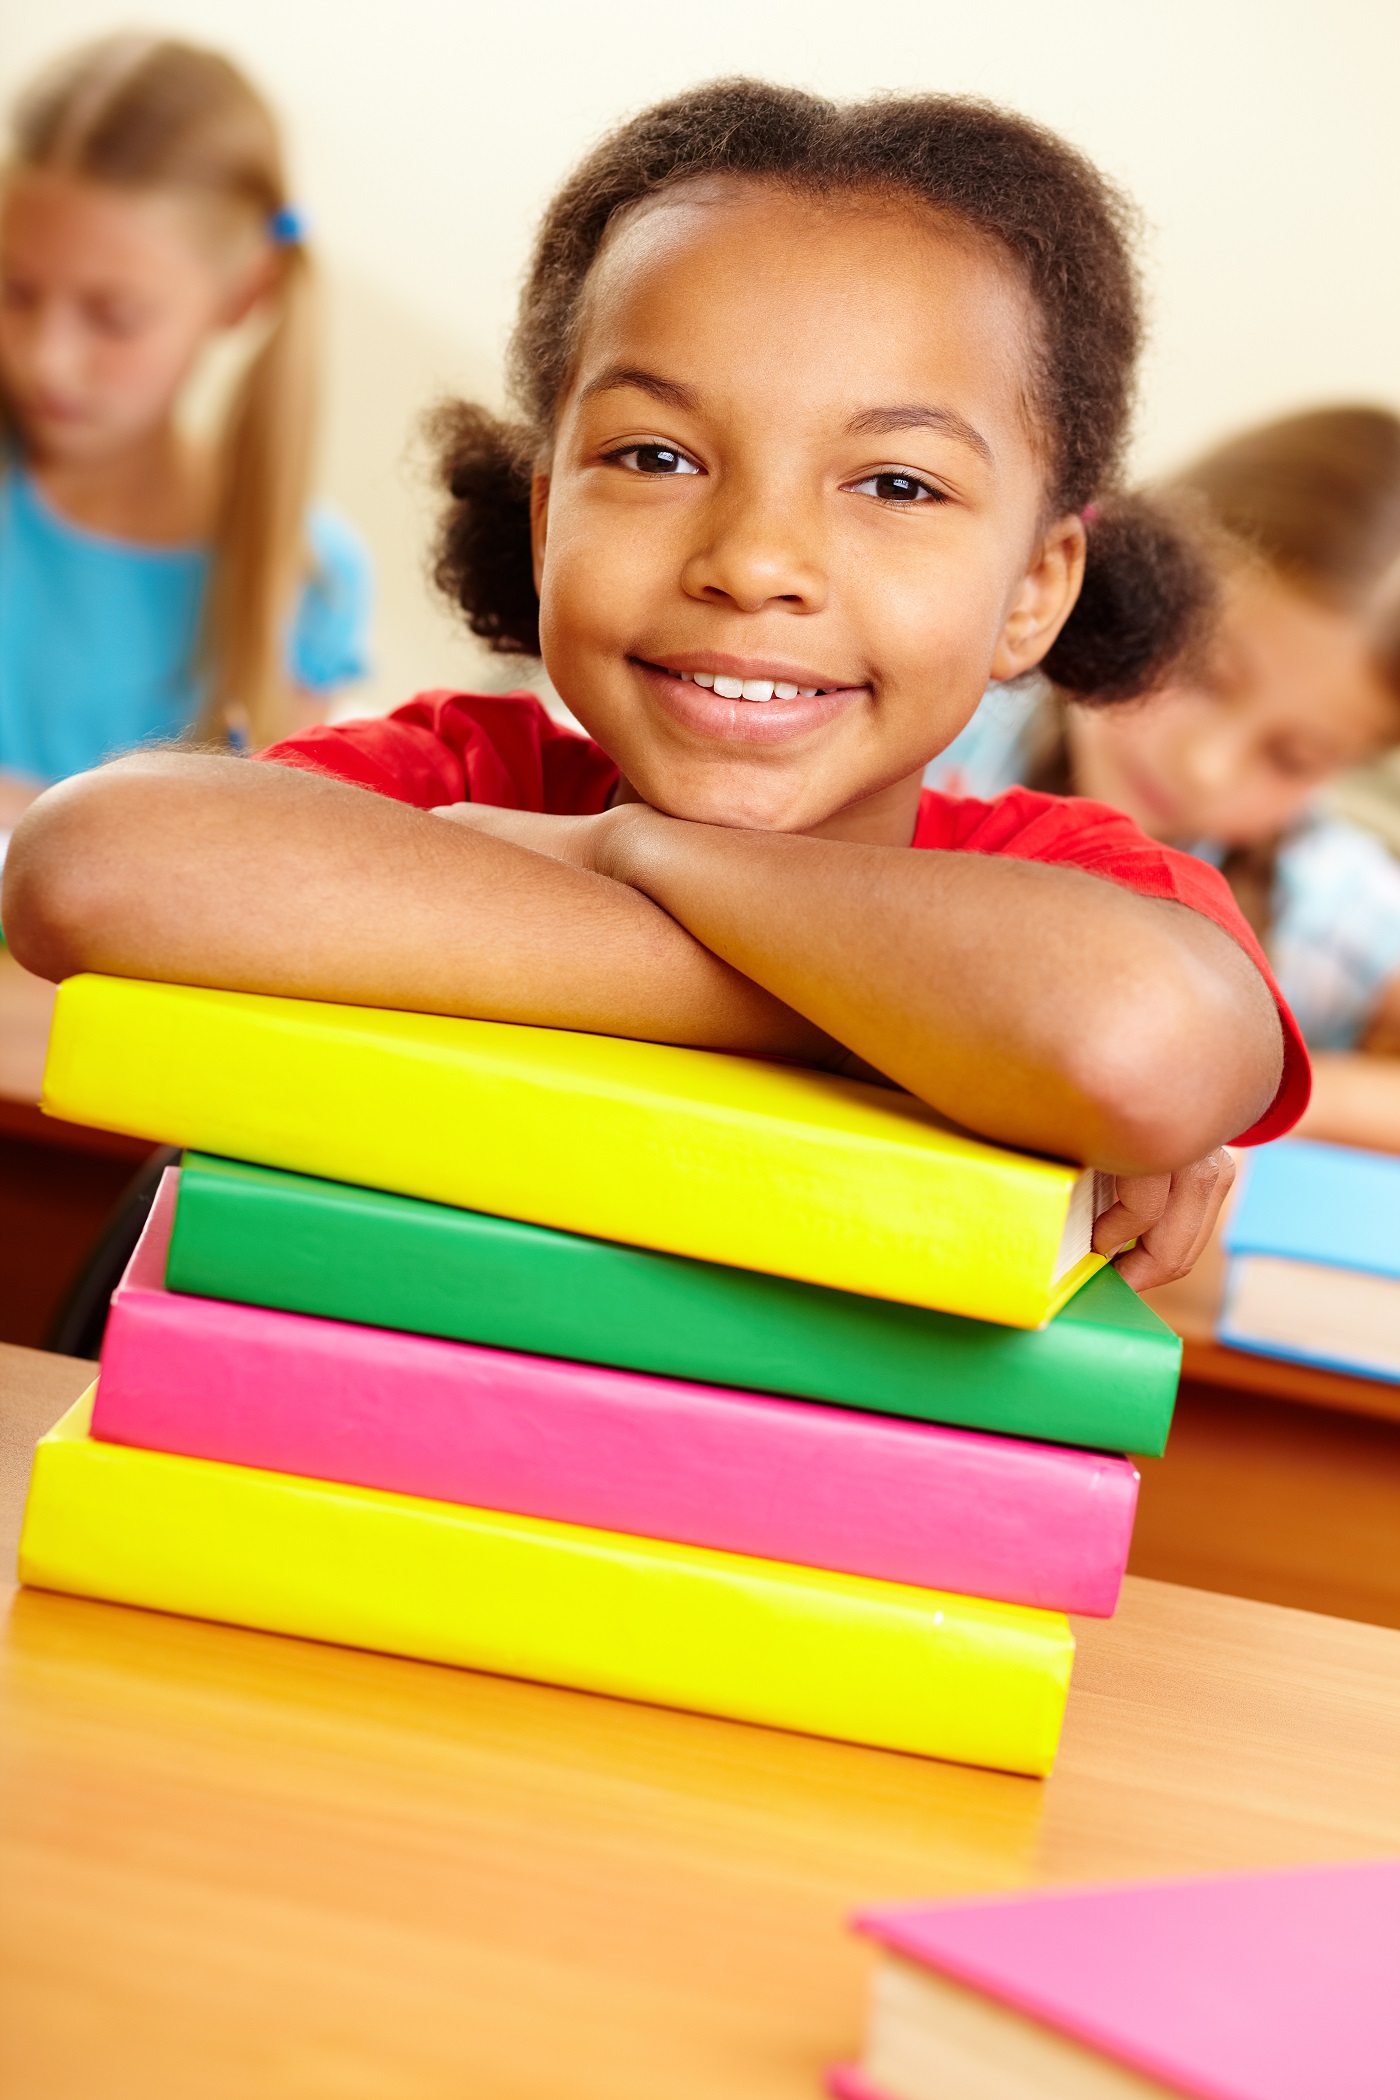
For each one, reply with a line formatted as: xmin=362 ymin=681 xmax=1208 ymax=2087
xmin=18 ymin=973 xmax=1183 ymax=1776
xmin=1219 ymin=1137 xmax=1400 ymax=1384
xmin=834 ymin=1858 xmax=1400 ymax=2100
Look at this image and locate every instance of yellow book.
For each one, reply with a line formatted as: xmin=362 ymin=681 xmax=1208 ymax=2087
xmin=21 ymin=1394 xmax=1074 ymax=1776
xmin=44 ymin=976 xmax=1106 ymax=1325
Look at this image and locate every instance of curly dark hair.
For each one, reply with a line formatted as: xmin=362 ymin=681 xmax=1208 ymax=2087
xmin=432 ymin=79 xmax=1214 ymax=703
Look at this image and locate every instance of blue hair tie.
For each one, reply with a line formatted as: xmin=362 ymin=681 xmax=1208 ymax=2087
xmin=268 ymin=204 xmax=307 ymax=246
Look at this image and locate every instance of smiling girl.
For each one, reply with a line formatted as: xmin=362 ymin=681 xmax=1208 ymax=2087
xmin=0 ymin=35 xmax=369 ymax=838
xmin=4 ymin=82 xmax=1306 ymax=1287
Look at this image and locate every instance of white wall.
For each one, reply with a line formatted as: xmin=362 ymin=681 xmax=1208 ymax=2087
xmin=4 ymin=0 xmax=1398 ymax=714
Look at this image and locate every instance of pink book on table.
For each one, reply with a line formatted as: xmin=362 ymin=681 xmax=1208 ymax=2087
xmin=832 ymin=1860 xmax=1400 ymax=2100
xmin=92 ymin=1169 xmax=1139 ymax=1614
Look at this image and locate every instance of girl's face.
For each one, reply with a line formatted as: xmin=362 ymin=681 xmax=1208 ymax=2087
xmin=534 ymin=180 xmax=1084 ymax=839
xmin=1067 ymin=566 xmax=1400 ymax=847
xmin=0 ymin=169 xmax=263 ymax=468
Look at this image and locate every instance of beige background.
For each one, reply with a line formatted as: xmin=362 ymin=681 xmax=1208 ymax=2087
xmin=3 ymin=0 xmax=1398 ymax=718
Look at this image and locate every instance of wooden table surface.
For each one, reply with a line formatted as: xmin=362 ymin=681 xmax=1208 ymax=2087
xmin=3 ymin=1343 xmax=1400 ymax=2100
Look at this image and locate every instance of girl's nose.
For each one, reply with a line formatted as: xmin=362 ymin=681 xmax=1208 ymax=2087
xmin=679 ymin=484 xmax=828 ymax=614
xmin=23 ymin=305 xmax=82 ymax=390
xmin=1179 ymin=722 xmax=1245 ymax=799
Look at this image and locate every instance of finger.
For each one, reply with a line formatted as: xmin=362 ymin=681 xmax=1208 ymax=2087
xmin=1115 ymin=1149 xmax=1235 ymax=1290
xmin=1093 ymin=1172 xmax=1171 ymax=1259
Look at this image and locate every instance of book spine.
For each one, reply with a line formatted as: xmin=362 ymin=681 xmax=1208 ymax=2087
xmin=21 ymin=1400 xmax=1075 ymax=1775
xmin=166 ymin=1156 xmax=1176 ymax=1454
xmin=97 ymin=1229 xmax=1138 ymax=1614
xmin=43 ymin=974 xmax=1086 ymax=1325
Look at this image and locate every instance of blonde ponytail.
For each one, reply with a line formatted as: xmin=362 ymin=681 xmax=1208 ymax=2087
xmin=202 ymin=237 xmax=318 ymax=746
xmin=6 ymin=34 xmax=319 ymax=749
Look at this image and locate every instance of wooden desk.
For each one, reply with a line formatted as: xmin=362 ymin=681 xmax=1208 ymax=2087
xmin=2 ymin=1344 xmax=1400 ymax=2099
xmin=1132 ymin=1236 xmax=1400 ymax=1630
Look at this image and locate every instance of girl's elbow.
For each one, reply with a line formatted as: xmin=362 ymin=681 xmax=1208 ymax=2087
xmin=1064 ymin=976 xmax=1282 ymax=1171
xmin=1 ymin=764 xmax=151 ymax=980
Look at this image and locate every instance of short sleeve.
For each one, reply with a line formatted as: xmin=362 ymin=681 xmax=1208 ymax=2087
xmin=913 ymin=784 xmax=1311 ymax=1145
xmin=256 ymin=688 xmax=620 ymax=815
xmin=287 ymin=508 xmax=373 ymax=694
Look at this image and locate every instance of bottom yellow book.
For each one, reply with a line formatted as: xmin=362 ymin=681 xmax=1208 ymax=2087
xmin=19 ymin=1393 xmax=1075 ymax=1775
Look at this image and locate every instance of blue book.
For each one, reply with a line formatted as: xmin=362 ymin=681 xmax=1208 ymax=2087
xmin=1218 ymin=1139 xmax=1400 ymax=1383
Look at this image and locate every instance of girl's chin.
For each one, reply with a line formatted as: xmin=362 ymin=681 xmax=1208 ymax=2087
xmin=620 ymin=755 xmax=844 ymax=834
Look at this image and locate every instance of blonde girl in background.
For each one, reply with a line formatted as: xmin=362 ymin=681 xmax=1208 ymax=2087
xmin=930 ymin=407 xmax=1400 ymax=1150
xmin=0 ymin=34 xmax=370 ymax=850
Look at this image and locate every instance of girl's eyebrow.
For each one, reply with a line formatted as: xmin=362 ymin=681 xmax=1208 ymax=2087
xmin=578 ymin=365 xmax=696 ymax=411
xmin=579 ymin=366 xmax=994 ymax=467
xmin=846 ymin=403 xmax=993 ymax=464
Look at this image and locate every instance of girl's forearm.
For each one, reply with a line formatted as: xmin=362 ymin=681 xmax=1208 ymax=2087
xmin=0 ymin=769 xmax=44 ymax=830
xmin=603 ymin=810 xmax=1283 ymax=1174
xmin=1296 ymin=1052 xmax=1400 ymax=1156
xmin=1 ymin=755 xmax=834 ymax=1060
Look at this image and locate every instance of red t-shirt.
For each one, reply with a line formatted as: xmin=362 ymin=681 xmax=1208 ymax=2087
xmin=260 ymin=688 xmax=1310 ymax=1144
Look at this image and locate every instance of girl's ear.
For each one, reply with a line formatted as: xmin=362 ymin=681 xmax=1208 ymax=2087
xmin=989 ymin=515 xmax=1087 ymax=683
xmin=531 ymin=471 xmax=551 ymax=593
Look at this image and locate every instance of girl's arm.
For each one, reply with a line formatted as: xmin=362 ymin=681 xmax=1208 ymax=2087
xmin=0 ymin=770 xmax=44 ymax=830
xmin=5 ymin=756 xmax=1275 ymax=1281
xmin=486 ymin=802 xmax=1281 ymax=1178
xmin=0 ymin=752 xmax=836 ymax=1061
xmin=1298 ymin=1055 xmax=1400 ymax=1154
xmin=1295 ymin=971 xmax=1400 ymax=1154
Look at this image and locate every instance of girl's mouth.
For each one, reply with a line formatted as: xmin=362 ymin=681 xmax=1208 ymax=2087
xmin=634 ymin=656 xmax=869 ymax=743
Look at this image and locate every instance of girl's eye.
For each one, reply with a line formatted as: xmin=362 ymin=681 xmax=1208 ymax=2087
xmin=847 ymin=470 xmax=946 ymax=505
xmin=607 ymin=443 xmax=701 ymax=477
xmin=87 ymin=301 xmax=149 ymax=340
xmin=1265 ymin=741 xmax=1329 ymax=782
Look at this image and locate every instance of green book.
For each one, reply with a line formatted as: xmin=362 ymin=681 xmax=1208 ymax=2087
xmin=167 ymin=1153 xmax=1181 ymax=1455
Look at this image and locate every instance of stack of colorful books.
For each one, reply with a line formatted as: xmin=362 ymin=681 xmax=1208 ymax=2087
xmin=19 ymin=975 xmax=1182 ymax=1777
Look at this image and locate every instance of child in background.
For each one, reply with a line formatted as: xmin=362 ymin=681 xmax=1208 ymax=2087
xmin=930 ymin=407 xmax=1400 ymax=1149
xmin=6 ymin=83 xmax=1306 ymax=1289
xmin=0 ymin=34 xmax=370 ymax=847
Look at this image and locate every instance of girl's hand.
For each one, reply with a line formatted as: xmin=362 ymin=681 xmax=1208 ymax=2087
xmin=1094 ymin=1148 xmax=1236 ymax=1291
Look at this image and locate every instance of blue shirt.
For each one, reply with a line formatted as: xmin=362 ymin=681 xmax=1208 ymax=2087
xmin=0 ymin=462 xmax=372 ymax=785
xmin=928 ymin=683 xmax=1400 ymax=1051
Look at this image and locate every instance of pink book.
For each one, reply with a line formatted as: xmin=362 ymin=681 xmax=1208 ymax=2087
xmin=833 ymin=1860 xmax=1400 ymax=2100
xmin=92 ymin=1170 xmax=1139 ymax=1614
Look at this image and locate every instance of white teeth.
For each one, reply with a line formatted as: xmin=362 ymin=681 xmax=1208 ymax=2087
xmin=676 ymin=669 xmax=825 ymax=700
